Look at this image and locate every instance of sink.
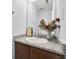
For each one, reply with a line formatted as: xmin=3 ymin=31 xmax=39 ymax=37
xmin=26 ymin=37 xmax=48 ymax=43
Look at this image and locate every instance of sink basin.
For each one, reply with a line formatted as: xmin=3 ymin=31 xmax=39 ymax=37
xmin=26 ymin=37 xmax=48 ymax=43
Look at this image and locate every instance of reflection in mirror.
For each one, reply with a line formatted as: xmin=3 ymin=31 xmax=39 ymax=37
xmin=27 ymin=0 xmax=58 ymax=38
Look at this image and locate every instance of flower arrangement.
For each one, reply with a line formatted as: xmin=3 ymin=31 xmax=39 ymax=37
xmin=39 ymin=18 xmax=60 ymax=32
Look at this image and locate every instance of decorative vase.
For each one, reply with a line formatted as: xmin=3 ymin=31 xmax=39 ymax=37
xmin=47 ymin=31 xmax=52 ymax=41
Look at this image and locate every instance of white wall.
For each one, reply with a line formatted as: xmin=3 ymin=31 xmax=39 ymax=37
xmin=12 ymin=0 xmax=28 ymax=36
xmin=28 ymin=1 xmax=40 ymax=34
xmin=39 ymin=9 xmax=52 ymax=22
xmin=59 ymin=0 xmax=66 ymax=44
xmin=54 ymin=0 xmax=66 ymax=44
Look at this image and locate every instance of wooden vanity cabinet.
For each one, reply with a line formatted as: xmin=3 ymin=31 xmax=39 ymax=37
xmin=15 ymin=42 xmax=65 ymax=59
xmin=30 ymin=47 xmax=64 ymax=59
xmin=15 ymin=42 xmax=30 ymax=59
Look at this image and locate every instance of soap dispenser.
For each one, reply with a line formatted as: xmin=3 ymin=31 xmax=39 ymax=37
xmin=26 ymin=27 xmax=33 ymax=37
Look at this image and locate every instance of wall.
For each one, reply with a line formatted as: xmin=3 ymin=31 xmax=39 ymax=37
xmin=28 ymin=1 xmax=40 ymax=34
xmin=59 ymin=0 xmax=66 ymax=44
xmin=54 ymin=0 xmax=66 ymax=44
xmin=39 ymin=9 xmax=52 ymax=22
xmin=12 ymin=0 xmax=28 ymax=36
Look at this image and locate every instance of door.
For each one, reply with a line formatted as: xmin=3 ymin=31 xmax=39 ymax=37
xmin=30 ymin=47 xmax=64 ymax=59
xmin=15 ymin=42 xmax=30 ymax=59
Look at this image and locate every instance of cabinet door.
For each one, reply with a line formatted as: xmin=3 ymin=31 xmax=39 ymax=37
xmin=15 ymin=42 xmax=30 ymax=59
xmin=30 ymin=47 xmax=64 ymax=59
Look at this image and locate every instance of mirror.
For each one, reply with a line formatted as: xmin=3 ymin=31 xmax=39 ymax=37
xmin=27 ymin=0 xmax=54 ymax=35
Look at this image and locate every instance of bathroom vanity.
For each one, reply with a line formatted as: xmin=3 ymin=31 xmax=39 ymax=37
xmin=15 ymin=42 xmax=64 ymax=59
xmin=14 ymin=35 xmax=65 ymax=59
xmin=13 ymin=0 xmax=66 ymax=59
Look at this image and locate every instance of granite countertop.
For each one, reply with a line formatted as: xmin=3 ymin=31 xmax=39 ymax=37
xmin=14 ymin=35 xmax=66 ymax=55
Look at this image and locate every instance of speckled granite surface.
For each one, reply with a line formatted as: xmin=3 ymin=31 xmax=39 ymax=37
xmin=14 ymin=35 xmax=66 ymax=55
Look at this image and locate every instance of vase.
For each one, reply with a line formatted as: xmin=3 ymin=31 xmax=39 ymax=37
xmin=47 ymin=31 xmax=52 ymax=41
